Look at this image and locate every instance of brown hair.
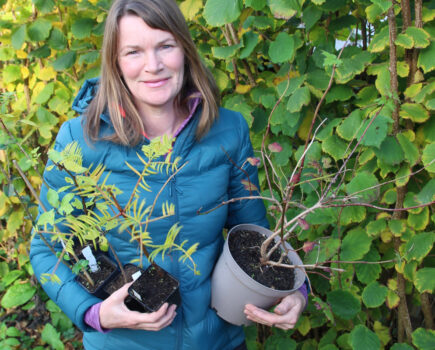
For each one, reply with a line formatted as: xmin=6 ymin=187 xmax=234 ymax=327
xmin=85 ymin=0 xmax=220 ymax=145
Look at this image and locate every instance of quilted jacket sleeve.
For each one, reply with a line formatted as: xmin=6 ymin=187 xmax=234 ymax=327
xmin=29 ymin=120 xmax=102 ymax=332
xmin=225 ymin=113 xmax=269 ymax=229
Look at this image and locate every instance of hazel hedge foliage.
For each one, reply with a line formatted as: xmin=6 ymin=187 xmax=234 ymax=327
xmin=0 ymin=0 xmax=434 ymax=349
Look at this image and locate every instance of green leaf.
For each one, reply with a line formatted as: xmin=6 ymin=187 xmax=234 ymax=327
xmin=322 ymin=134 xmax=347 ymax=161
xmin=28 ymin=45 xmax=51 ymax=59
xmin=37 ymin=210 xmax=55 ymax=226
xmin=368 ymin=26 xmax=389 ymax=53
xmin=179 ymin=0 xmax=203 ymax=20
xmin=267 ymin=0 xmax=300 ymax=19
xmin=71 ymin=18 xmax=96 ymax=39
xmin=47 ymin=188 xmax=60 ymax=208
xmin=203 ymin=0 xmax=242 ymax=26
xmin=395 ymin=33 xmax=414 ymax=49
xmin=400 ymin=103 xmax=430 ymax=123
xmin=396 ymin=133 xmax=419 ymax=166
xmin=337 ymin=110 xmax=363 ymax=141
xmin=375 ymin=68 xmax=391 ymax=96
xmin=11 ymin=24 xmax=26 ymax=50
xmin=417 ymin=178 xmax=435 ymax=204
xmin=370 ymin=0 xmax=391 ymax=12
xmin=414 ymin=268 xmax=435 ymax=293
xmin=304 ymin=237 xmax=340 ymax=264
xmin=2 ymin=270 xmax=23 ymax=287
xmin=418 ymin=42 xmax=435 ymax=73
xmin=414 ymin=81 xmax=435 ymax=104
xmin=245 ymin=0 xmax=266 ymax=10
xmin=391 ymin=344 xmax=414 ymax=350
xmin=404 ymin=232 xmax=435 ymax=262
xmin=269 ymin=32 xmax=295 ymax=63
xmin=362 ymin=281 xmax=388 ymax=308
xmin=412 ymin=328 xmax=435 ymax=350
xmin=48 ymin=28 xmax=67 ymax=50
xmin=366 ymin=3 xmax=384 ymax=23
xmin=349 ymin=325 xmax=381 ymax=350
xmin=41 ymin=323 xmax=64 ymax=350
xmin=302 ymin=5 xmax=323 ymax=31
xmin=223 ymin=94 xmax=253 ymax=126
xmin=374 ymin=136 xmax=404 ymax=165
xmin=2 ymin=65 xmax=21 ymax=84
xmin=27 ymin=19 xmax=52 ymax=42
xmin=340 ymin=228 xmax=372 ymax=261
xmin=327 ymin=290 xmax=361 ymax=320
xmin=339 ymin=206 xmax=366 ymax=225
xmin=78 ymin=51 xmax=100 ymax=65
xmin=287 ymin=86 xmax=310 ymax=112
xmin=355 ymin=249 xmax=382 ymax=284
xmin=37 ymin=107 xmax=58 ymax=126
xmin=212 ymin=43 xmax=242 ymax=59
xmin=346 ymin=172 xmax=379 ymax=203
xmin=404 ymin=83 xmax=423 ymax=99
xmin=52 ymin=51 xmax=77 ymax=71
xmin=325 ymin=85 xmax=353 ymax=103
xmin=1 ymin=283 xmax=36 ymax=308
xmin=32 ymin=0 xmax=55 ymax=13
xmin=405 ymin=27 xmax=431 ymax=49
xmin=422 ymin=142 xmax=435 ymax=173
xmin=408 ymin=207 xmax=430 ymax=231
xmin=0 ymin=47 xmax=15 ymax=61
xmin=240 ymin=32 xmax=259 ymax=59
xmin=35 ymin=82 xmax=54 ymax=104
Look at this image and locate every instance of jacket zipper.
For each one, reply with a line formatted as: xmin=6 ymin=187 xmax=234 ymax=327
xmin=170 ymin=173 xmax=183 ymax=350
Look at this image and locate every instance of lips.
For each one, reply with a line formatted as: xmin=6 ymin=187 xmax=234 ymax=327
xmin=142 ymin=78 xmax=169 ymax=88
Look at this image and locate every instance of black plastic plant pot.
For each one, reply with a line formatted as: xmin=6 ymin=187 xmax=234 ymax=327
xmin=128 ymin=264 xmax=181 ymax=313
xmin=103 ymin=264 xmax=147 ymax=312
xmin=76 ymin=254 xmax=119 ymax=300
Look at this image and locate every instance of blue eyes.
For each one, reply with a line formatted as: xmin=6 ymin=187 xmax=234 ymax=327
xmin=125 ymin=44 xmax=174 ymax=56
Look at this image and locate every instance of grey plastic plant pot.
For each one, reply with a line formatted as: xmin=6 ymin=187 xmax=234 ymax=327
xmin=211 ymin=223 xmax=306 ymax=326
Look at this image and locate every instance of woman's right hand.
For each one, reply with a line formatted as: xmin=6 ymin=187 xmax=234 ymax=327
xmin=99 ymin=282 xmax=177 ymax=331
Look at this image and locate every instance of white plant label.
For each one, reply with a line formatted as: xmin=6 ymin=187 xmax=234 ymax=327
xmin=132 ymin=289 xmax=142 ymax=301
xmin=82 ymin=246 xmax=99 ymax=273
xmin=132 ymin=271 xmax=142 ymax=281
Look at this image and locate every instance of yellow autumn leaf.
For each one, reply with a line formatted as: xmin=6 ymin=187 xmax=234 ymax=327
xmin=386 ymin=289 xmax=400 ymax=309
xmin=297 ymin=109 xmax=314 ymax=141
xmin=37 ymin=66 xmax=57 ymax=81
xmin=31 ymin=82 xmax=46 ymax=103
xmin=21 ymin=66 xmax=29 ymax=79
xmin=380 ymin=230 xmax=392 ymax=243
xmin=16 ymin=50 xmax=27 ymax=59
xmin=387 ymin=278 xmax=397 ymax=290
xmin=235 ymin=84 xmax=251 ymax=94
xmin=374 ymin=321 xmax=391 ymax=346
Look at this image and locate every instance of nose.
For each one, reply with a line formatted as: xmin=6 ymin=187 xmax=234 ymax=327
xmin=144 ymin=50 xmax=163 ymax=73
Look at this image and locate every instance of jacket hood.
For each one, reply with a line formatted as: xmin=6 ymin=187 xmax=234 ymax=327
xmin=72 ymin=77 xmax=100 ymax=114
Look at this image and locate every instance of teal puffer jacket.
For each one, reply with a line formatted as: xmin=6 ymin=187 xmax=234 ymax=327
xmin=30 ymin=78 xmax=268 ymax=350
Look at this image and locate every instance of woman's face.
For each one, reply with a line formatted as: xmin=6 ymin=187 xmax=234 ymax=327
xmin=117 ymin=15 xmax=185 ymax=116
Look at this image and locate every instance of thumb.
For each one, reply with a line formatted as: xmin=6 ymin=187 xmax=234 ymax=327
xmin=274 ymin=298 xmax=292 ymax=315
xmin=111 ymin=281 xmax=134 ymax=301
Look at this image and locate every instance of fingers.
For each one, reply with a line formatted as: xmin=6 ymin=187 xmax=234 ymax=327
xmin=244 ymin=292 xmax=306 ymax=330
xmin=99 ymin=282 xmax=178 ymax=331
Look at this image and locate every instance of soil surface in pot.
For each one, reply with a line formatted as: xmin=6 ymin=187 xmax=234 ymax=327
xmin=104 ymin=264 xmax=146 ymax=312
xmin=104 ymin=264 xmax=140 ymax=295
xmin=76 ymin=256 xmax=117 ymax=293
xmin=229 ymin=229 xmax=295 ymax=290
xmin=129 ymin=265 xmax=179 ymax=312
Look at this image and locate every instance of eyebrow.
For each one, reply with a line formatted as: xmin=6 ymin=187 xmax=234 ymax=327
xmin=120 ymin=38 xmax=177 ymax=50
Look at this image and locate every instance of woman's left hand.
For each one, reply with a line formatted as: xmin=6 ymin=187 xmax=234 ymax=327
xmin=244 ymin=290 xmax=306 ymax=330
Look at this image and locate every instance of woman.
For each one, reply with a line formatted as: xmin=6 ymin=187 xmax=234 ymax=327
xmin=30 ymin=0 xmax=307 ymax=349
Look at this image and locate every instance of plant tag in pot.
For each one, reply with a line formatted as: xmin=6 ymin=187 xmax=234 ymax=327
xmin=132 ymin=271 xmax=142 ymax=281
xmin=82 ymin=246 xmax=99 ymax=273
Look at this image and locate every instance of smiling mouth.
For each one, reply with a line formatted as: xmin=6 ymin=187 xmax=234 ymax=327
xmin=142 ymin=78 xmax=169 ymax=88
